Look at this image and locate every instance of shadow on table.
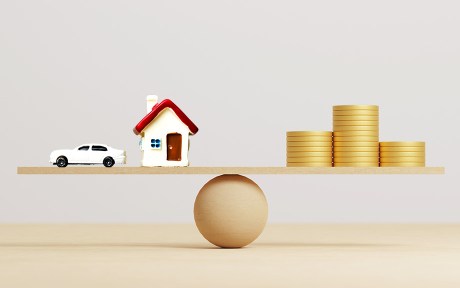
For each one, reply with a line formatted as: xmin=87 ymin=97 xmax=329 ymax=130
xmin=0 ymin=242 xmax=214 ymax=249
xmin=253 ymin=242 xmax=402 ymax=248
xmin=0 ymin=242 xmax=401 ymax=249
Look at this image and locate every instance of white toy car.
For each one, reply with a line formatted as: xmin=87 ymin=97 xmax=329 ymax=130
xmin=50 ymin=144 xmax=126 ymax=168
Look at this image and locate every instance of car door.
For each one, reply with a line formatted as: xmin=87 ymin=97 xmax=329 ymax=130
xmin=70 ymin=145 xmax=90 ymax=163
xmin=89 ymin=145 xmax=108 ymax=163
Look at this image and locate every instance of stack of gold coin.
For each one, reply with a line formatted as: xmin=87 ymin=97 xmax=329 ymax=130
xmin=333 ymin=105 xmax=379 ymax=167
xmin=379 ymin=142 xmax=425 ymax=167
xmin=286 ymin=131 xmax=333 ymax=167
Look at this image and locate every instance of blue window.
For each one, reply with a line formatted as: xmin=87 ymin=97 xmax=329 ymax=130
xmin=151 ymin=138 xmax=161 ymax=149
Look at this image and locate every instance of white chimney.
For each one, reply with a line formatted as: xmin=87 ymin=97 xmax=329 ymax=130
xmin=146 ymin=95 xmax=158 ymax=112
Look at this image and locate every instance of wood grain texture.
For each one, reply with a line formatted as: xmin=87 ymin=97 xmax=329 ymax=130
xmin=0 ymin=224 xmax=459 ymax=288
xmin=17 ymin=166 xmax=445 ymax=175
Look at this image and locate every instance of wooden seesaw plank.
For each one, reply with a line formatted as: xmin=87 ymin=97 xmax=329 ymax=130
xmin=17 ymin=166 xmax=445 ymax=175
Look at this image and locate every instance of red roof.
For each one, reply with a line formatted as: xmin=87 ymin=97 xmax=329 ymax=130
xmin=133 ymin=99 xmax=199 ymax=135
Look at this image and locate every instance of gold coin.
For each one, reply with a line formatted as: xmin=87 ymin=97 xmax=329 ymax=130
xmin=333 ymin=125 xmax=379 ymax=132
xmin=287 ymin=157 xmax=332 ymax=163
xmin=333 ymin=115 xmax=379 ymax=121
xmin=379 ymin=141 xmax=425 ymax=147
xmin=334 ymin=142 xmax=379 ymax=147
xmin=333 ymin=127 xmax=379 ymax=132
xmin=287 ymin=162 xmax=333 ymax=167
xmin=333 ymin=120 xmax=379 ymax=126
xmin=333 ymin=105 xmax=379 ymax=110
xmin=334 ymin=131 xmax=379 ymax=136
xmin=333 ymin=110 xmax=379 ymax=116
xmin=379 ymin=146 xmax=425 ymax=152
xmin=380 ymin=157 xmax=425 ymax=163
xmin=286 ymin=131 xmax=332 ymax=137
xmin=287 ymin=146 xmax=333 ymax=152
xmin=380 ymin=151 xmax=425 ymax=157
xmin=334 ymin=158 xmax=379 ymax=163
xmin=333 ymin=161 xmax=380 ymax=167
xmin=333 ymin=136 xmax=379 ymax=142
xmin=287 ymin=142 xmax=332 ymax=147
xmin=334 ymin=162 xmax=379 ymax=167
xmin=334 ymin=151 xmax=379 ymax=157
xmin=334 ymin=127 xmax=379 ymax=133
xmin=333 ymin=127 xmax=378 ymax=132
xmin=287 ymin=151 xmax=333 ymax=157
xmin=334 ymin=146 xmax=379 ymax=152
xmin=333 ymin=157 xmax=379 ymax=163
xmin=287 ymin=136 xmax=332 ymax=142
xmin=380 ymin=163 xmax=425 ymax=167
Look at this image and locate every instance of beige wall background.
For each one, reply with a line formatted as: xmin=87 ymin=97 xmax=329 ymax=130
xmin=1 ymin=0 xmax=459 ymax=223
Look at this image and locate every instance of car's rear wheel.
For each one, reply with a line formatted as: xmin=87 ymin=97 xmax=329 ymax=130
xmin=56 ymin=156 xmax=68 ymax=168
xmin=103 ymin=157 xmax=114 ymax=168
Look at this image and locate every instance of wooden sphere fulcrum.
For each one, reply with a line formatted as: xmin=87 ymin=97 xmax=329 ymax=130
xmin=194 ymin=174 xmax=268 ymax=248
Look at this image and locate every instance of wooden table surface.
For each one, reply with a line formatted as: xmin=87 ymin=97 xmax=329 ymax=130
xmin=1 ymin=224 xmax=459 ymax=288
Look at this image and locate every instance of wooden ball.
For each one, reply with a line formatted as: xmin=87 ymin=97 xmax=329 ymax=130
xmin=194 ymin=174 xmax=268 ymax=248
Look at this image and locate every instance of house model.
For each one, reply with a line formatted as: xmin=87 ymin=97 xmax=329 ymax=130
xmin=133 ymin=96 xmax=199 ymax=167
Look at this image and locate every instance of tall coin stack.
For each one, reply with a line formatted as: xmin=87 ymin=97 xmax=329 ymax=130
xmin=333 ymin=105 xmax=380 ymax=167
xmin=286 ymin=131 xmax=333 ymax=167
xmin=379 ymin=142 xmax=425 ymax=167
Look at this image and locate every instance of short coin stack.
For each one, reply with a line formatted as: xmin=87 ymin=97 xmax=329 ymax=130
xmin=379 ymin=142 xmax=425 ymax=167
xmin=333 ymin=105 xmax=380 ymax=167
xmin=286 ymin=131 xmax=333 ymax=167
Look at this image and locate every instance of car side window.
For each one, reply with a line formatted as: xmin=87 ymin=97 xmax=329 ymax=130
xmin=78 ymin=146 xmax=90 ymax=151
xmin=92 ymin=145 xmax=108 ymax=151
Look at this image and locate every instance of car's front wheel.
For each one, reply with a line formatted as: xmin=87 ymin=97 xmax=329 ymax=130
xmin=103 ymin=157 xmax=114 ymax=168
xmin=56 ymin=156 xmax=68 ymax=168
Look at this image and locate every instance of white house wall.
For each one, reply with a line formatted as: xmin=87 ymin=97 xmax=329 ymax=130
xmin=140 ymin=108 xmax=191 ymax=167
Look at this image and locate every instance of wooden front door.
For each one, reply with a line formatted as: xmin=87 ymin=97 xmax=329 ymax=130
xmin=167 ymin=133 xmax=182 ymax=161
